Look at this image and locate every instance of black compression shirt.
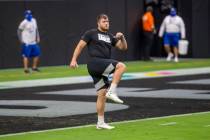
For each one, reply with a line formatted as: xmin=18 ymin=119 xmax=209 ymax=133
xmin=81 ymin=29 xmax=118 ymax=59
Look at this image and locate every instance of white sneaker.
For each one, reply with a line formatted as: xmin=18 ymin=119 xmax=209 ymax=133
xmin=174 ymin=57 xmax=179 ymax=62
xmin=106 ymin=91 xmax=124 ymax=104
xmin=96 ymin=123 xmax=115 ymax=130
xmin=166 ymin=53 xmax=174 ymax=61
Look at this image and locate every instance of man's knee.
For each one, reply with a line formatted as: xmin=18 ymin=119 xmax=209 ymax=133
xmin=116 ymin=62 xmax=126 ymax=72
xmin=97 ymin=88 xmax=107 ymax=97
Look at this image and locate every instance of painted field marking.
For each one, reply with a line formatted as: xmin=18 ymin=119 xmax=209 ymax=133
xmin=1 ymin=67 xmax=210 ymax=89
xmin=160 ymin=122 xmax=177 ymax=126
xmin=204 ymin=125 xmax=210 ymax=127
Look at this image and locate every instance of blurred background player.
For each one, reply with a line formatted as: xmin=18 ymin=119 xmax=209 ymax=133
xmin=142 ymin=6 xmax=156 ymax=61
xmin=17 ymin=10 xmax=41 ymax=73
xmin=158 ymin=8 xmax=186 ymax=62
xmin=70 ymin=14 xmax=127 ymax=130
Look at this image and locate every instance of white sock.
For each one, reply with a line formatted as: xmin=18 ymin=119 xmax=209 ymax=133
xmin=108 ymin=83 xmax=117 ymax=93
xmin=98 ymin=115 xmax=104 ymax=124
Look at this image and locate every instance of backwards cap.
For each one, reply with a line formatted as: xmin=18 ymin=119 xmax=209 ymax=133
xmin=24 ymin=10 xmax=32 ymax=16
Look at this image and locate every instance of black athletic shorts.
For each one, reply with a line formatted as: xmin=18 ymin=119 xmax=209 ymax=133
xmin=87 ymin=57 xmax=118 ymax=91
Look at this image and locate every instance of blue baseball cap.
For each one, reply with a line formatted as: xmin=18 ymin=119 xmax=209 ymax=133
xmin=24 ymin=10 xmax=32 ymax=16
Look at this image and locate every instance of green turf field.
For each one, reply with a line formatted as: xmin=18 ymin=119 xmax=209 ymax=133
xmin=0 ymin=112 xmax=210 ymax=140
xmin=0 ymin=59 xmax=210 ymax=82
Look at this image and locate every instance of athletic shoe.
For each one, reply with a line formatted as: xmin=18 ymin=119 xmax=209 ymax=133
xmin=106 ymin=91 xmax=124 ymax=104
xmin=96 ymin=123 xmax=115 ymax=130
xmin=32 ymin=68 xmax=40 ymax=72
xmin=24 ymin=69 xmax=30 ymax=74
xmin=174 ymin=57 xmax=179 ymax=62
xmin=166 ymin=53 xmax=174 ymax=61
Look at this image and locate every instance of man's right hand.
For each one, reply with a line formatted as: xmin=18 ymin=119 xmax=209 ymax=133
xmin=69 ymin=60 xmax=78 ymax=69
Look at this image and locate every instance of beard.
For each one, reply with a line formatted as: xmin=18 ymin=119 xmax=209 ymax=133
xmin=100 ymin=26 xmax=109 ymax=32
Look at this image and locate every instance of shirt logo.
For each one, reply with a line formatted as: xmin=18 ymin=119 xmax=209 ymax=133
xmin=98 ymin=34 xmax=111 ymax=43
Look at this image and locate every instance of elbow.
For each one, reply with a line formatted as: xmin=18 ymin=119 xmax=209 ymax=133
xmin=116 ymin=42 xmax=127 ymax=51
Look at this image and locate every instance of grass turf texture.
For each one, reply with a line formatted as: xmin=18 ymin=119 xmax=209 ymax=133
xmin=1 ymin=112 xmax=210 ymax=140
xmin=0 ymin=59 xmax=210 ymax=82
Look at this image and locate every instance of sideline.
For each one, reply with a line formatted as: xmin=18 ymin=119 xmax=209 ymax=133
xmin=0 ymin=67 xmax=210 ymax=89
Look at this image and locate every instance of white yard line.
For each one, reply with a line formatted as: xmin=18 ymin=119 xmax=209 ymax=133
xmin=160 ymin=122 xmax=177 ymax=126
xmin=204 ymin=125 xmax=210 ymax=127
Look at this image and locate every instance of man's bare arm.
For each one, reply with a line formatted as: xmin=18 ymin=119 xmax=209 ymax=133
xmin=69 ymin=40 xmax=87 ymax=68
xmin=115 ymin=32 xmax=127 ymax=51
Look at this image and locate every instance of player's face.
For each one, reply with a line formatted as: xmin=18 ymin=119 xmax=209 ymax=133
xmin=98 ymin=18 xmax=109 ymax=32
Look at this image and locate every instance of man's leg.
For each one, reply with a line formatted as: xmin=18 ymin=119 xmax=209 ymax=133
xmin=96 ymin=88 xmax=114 ymax=129
xmin=21 ymin=44 xmax=30 ymax=73
xmin=164 ymin=45 xmax=172 ymax=54
xmin=112 ymin=62 xmax=126 ymax=85
xmin=23 ymin=57 xmax=29 ymax=73
xmin=32 ymin=44 xmax=41 ymax=71
xmin=97 ymin=88 xmax=106 ymax=118
xmin=106 ymin=62 xmax=126 ymax=104
xmin=164 ymin=34 xmax=174 ymax=61
xmin=173 ymin=47 xmax=179 ymax=62
xmin=32 ymin=57 xmax=40 ymax=71
xmin=142 ymin=32 xmax=148 ymax=60
xmin=144 ymin=32 xmax=153 ymax=61
xmin=164 ymin=45 xmax=173 ymax=61
xmin=172 ymin=35 xmax=179 ymax=62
